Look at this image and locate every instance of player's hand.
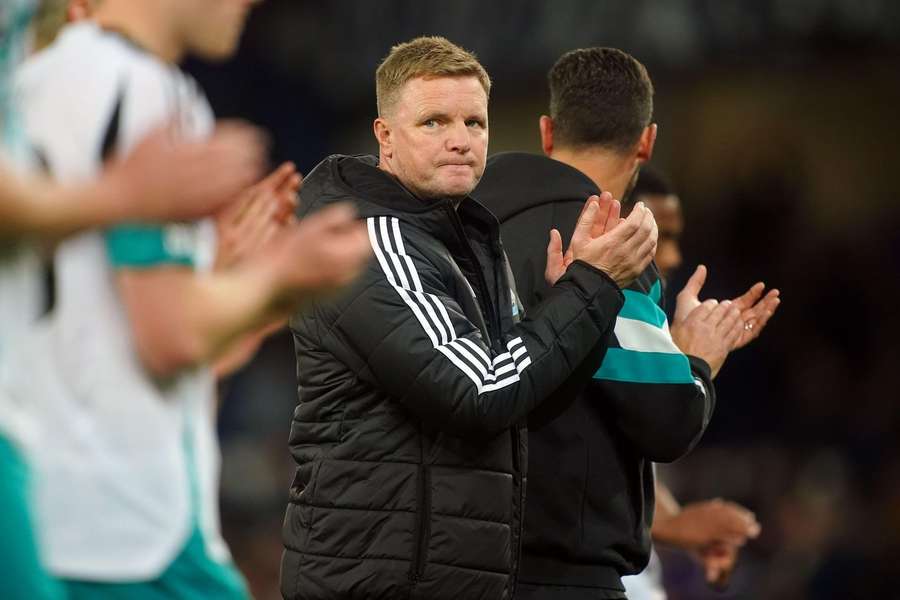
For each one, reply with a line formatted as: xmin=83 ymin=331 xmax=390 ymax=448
xmin=695 ymin=540 xmax=740 ymax=588
xmin=569 ymin=195 xmax=656 ymax=288
xmin=655 ymin=498 xmax=760 ymax=550
xmin=674 ymin=264 xmax=708 ymax=324
xmin=545 ymin=193 xmax=621 ymax=285
xmin=671 ymin=298 xmax=743 ymax=378
xmin=729 ymin=282 xmax=781 ymax=350
xmin=215 ymin=162 xmax=301 ymax=270
xmin=108 ymin=121 xmax=266 ymax=222
xmin=266 ymin=203 xmax=372 ymax=303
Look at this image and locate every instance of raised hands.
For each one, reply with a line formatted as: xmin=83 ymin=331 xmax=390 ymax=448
xmin=654 ymin=498 xmax=760 ymax=587
xmin=110 ymin=121 xmax=267 ymax=223
xmin=730 ymin=280 xmax=780 ymax=349
xmin=545 ymin=192 xmax=658 ymax=288
xmin=672 ymin=265 xmax=781 ymax=375
xmin=215 ymin=161 xmax=301 ymax=270
xmin=266 ymin=203 xmax=372 ymax=303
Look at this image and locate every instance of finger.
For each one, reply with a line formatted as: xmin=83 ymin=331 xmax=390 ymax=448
xmin=592 ymin=191 xmax=614 ymax=237
xmin=680 ymin=265 xmax=708 ymax=301
xmin=571 ymin=196 xmax=600 ymax=247
xmin=607 ymin=201 xmax=647 ymax=247
xmin=688 ymin=299 xmax=719 ymax=323
xmin=260 ymin=161 xmax=297 ymax=192
xmin=302 ymin=202 xmax=359 ymax=232
xmin=547 ymin=228 xmax=563 ymax=259
xmin=704 ymin=299 xmax=734 ymax=326
xmin=719 ymin=306 xmax=744 ymax=341
xmin=604 ymin=198 xmax=621 ymax=233
xmin=573 ymin=194 xmax=599 ymax=231
xmin=732 ymin=281 xmax=765 ymax=311
xmin=275 ymin=171 xmax=302 ymax=197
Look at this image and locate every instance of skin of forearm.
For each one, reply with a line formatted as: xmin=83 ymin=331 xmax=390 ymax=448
xmin=123 ymin=261 xmax=292 ymax=379
xmin=651 ymin=481 xmax=685 ymax=545
xmin=0 ymin=171 xmax=129 ymax=240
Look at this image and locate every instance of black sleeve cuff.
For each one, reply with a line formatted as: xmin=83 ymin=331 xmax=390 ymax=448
xmin=560 ymin=260 xmax=625 ymax=322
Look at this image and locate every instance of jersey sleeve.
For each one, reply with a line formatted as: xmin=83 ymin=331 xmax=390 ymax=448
xmin=589 ymin=279 xmax=716 ymax=462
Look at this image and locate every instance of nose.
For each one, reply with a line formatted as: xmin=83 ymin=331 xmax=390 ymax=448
xmin=444 ymin=121 xmax=471 ymax=154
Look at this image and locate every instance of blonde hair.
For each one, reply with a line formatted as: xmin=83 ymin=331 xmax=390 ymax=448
xmin=375 ymin=36 xmax=491 ymax=116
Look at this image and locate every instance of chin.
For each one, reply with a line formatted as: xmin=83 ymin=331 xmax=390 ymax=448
xmin=193 ymin=39 xmax=240 ymax=62
xmin=439 ymin=178 xmax=477 ymax=199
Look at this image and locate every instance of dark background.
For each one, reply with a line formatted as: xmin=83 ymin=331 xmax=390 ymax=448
xmin=184 ymin=1 xmax=900 ymax=598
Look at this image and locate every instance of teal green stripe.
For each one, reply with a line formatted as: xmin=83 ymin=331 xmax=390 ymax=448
xmin=593 ymin=348 xmax=694 ymax=384
xmin=619 ymin=289 xmax=667 ymax=328
xmin=105 ymin=225 xmax=194 ymax=269
xmin=649 ymin=279 xmax=662 ymax=305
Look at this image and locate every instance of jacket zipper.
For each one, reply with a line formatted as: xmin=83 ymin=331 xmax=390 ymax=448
xmin=446 ymin=206 xmax=502 ymax=346
xmin=508 ymin=425 xmax=526 ymax=598
xmin=410 ymin=464 xmax=431 ymax=583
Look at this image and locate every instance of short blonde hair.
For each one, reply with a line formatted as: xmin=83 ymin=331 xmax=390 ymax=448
xmin=375 ymin=36 xmax=491 ymax=116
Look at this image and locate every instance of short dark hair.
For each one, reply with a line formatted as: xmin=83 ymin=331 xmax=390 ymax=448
xmin=548 ymin=47 xmax=654 ymax=153
xmin=376 ymin=36 xmax=491 ymax=117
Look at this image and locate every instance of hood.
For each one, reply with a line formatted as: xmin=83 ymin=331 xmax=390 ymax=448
xmin=298 ymin=154 xmax=502 ymax=253
xmin=474 ymin=152 xmax=601 ymax=223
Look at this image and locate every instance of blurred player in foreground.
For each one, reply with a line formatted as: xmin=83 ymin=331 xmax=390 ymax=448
xmin=3 ymin=1 xmax=370 ymax=598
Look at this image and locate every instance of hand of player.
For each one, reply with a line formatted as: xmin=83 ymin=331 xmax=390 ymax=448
xmin=670 ymin=297 xmax=743 ymax=378
xmin=215 ymin=161 xmax=301 ymax=270
xmin=107 ymin=121 xmax=267 ymax=223
xmin=673 ymin=265 xmax=708 ymax=324
xmin=544 ymin=192 xmax=621 ymax=285
xmin=655 ymin=498 xmax=760 ymax=550
xmin=729 ymin=282 xmax=781 ymax=350
xmin=266 ymin=203 xmax=372 ymax=303
xmin=695 ymin=540 xmax=740 ymax=588
xmin=675 ymin=266 xmax=781 ymax=352
xmin=568 ymin=196 xmax=657 ymax=288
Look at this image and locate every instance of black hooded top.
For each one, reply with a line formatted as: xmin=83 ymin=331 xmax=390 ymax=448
xmin=476 ymin=152 xmax=715 ymax=595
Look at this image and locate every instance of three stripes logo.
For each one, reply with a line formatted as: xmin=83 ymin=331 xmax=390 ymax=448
xmin=367 ymin=216 xmax=532 ymax=394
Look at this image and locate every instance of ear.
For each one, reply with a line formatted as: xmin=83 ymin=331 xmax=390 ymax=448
xmin=373 ymin=117 xmax=392 ymax=159
xmin=636 ymin=123 xmax=657 ymax=164
xmin=539 ymin=115 xmax=554 ymax=157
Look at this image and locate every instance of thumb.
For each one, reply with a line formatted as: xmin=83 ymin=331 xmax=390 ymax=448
xmin=681 ymin=264 xmax=707 ymax=299
xmin=572 ymin=196 xmax=599 ymax=245
xmin=547 ymin=228 xmax=563 ymax=259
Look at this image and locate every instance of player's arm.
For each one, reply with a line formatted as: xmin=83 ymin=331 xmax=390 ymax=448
xmin=651 ymin=480 xmax=760 ymax=586
xmin=0 ymin=124 xmax=263 ymax=241
xmin=311 ymin=199 xmax=656 ymax=439
xmin=589 ymin=277 xmax=732 ymax=462
xmin=114 ymin=204 xmax=371 ymax=379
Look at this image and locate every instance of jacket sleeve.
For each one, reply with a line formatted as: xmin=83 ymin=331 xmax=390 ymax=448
xmin=588 ymin=285 xmax=716 ymax=462
xmin=319 ymin=216 xmax=624 ymax=439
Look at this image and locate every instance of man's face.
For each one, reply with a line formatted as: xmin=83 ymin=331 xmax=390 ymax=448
xmin=642 ymin=193 xmax=683 ymax=280
xmin=178 ymin=0 xmax=257 ymax=61
xmin=377 ymin=75 xmax=488 ymax=201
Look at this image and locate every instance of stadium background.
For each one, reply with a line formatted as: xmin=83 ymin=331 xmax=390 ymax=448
xmin=40 ymin=1 xmax=900 ymax=598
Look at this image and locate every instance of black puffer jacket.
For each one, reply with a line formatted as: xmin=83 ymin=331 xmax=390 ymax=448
xmin=281 ymin=155 xmax=624 ymax=600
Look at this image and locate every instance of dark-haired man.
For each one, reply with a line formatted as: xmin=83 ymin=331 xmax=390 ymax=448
xmin=477 ymin=47 xmax=769 ymax=599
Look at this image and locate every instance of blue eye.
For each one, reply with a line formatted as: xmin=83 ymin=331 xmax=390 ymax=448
xmin=423 ymin=119 xmax=438 ymax=128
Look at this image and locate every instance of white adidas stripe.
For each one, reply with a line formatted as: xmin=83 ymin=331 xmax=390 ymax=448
xmin=367 ymin=216 xmax=531 ymax=394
